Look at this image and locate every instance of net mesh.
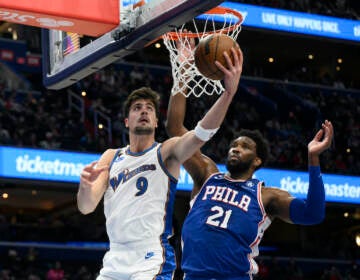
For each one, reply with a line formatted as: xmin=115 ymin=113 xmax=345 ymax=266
xmin=163 ymin=7 xmax=243 ymax=97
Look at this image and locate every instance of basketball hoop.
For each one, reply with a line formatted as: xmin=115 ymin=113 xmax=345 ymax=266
xmin=163 ymin=6 xmax=243 ymax=98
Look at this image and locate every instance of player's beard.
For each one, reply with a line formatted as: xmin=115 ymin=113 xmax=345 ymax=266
xmin=134 ymin=126 xmax=154 ymax=135
xmin=226 ymin=157 xmax=252 ymax=176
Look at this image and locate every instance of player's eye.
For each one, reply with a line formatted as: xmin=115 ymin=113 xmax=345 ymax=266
xmin=132 ymin=104 xmax=141 ymax=111
xmin=241 ymin=143 xmax=250 ymax=149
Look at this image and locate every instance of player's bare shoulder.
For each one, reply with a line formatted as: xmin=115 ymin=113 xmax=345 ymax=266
xmin=99 ymin=148 xmax=118 ymax=165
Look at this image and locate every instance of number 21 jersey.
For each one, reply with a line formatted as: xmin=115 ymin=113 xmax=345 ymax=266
xmin=181 ymin=173 xmax=272 ymax=279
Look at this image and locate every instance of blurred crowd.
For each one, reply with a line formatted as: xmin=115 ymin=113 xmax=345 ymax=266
xmin=0 ymin=244 xmax=358 ymax=280
xmin=235 ymin=0 xmax=359 ymax=19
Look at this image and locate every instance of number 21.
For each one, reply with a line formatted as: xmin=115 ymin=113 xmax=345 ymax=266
xmin=206 ymin=206 xmax=232 ymax=229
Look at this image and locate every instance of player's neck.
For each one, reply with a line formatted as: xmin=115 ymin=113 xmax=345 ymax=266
xmin=128 ymin=135 xmax=156 ymax=153
xmin=226 ymin=170 xmax=253 ymax=181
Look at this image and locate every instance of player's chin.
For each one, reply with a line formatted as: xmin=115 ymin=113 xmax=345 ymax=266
xmin=134 ymin=126 xmax=154 ymax=135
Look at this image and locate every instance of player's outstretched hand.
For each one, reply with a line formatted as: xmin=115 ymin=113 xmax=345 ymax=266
xmin=176 ymin=30 xmax=195 ymax=64
xmin=308 ymin=120 xmax=334 ymax=156
xmin=215 ymin=47 xmax=243 ymax=97
xmin=80 ymin=161 xmax=109 ymax=189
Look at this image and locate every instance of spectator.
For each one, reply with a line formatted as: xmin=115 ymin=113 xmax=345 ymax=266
xmin=46 ymin=261 xmax=64 ymax=280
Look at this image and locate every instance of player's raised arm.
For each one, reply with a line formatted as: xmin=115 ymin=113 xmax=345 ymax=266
xmin=77 ymin=149 xmax=115 ymax=214
xmin=265 ymin=120 xmax=334 ymax=225
xmin=165 ymin=35 xmax=222 ymax=195
xmin=165 ymin=83 xmax=189 ymax=138
xmin=163 ymin=46 xmax=243 ymax=173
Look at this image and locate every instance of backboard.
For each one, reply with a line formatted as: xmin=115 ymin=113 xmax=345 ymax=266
xmin=41 ymin=0 xmax=225 ymax=90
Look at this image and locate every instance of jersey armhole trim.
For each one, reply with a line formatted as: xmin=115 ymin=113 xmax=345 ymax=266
xmin=157 ymin=145 xmax=178 ymax=183
xmin=109 ymin=148 xmax=124 ymax=170
xmin=257 ymin=181 xmax=267 ymax=217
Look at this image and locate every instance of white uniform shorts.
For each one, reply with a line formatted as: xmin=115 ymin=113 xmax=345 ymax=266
xmin=96 ymin=240 xmax=176 ymax=280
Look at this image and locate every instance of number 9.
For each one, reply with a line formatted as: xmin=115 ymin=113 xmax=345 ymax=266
xmin=135 ymin=177 xmax=148 ymax=196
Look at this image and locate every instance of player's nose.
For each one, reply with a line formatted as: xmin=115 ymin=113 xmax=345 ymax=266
xmin=140 ymin=108 xmax=148 ymax=115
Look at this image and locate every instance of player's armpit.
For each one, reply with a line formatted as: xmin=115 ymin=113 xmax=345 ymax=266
xmin=184 ymin=152 xmax=218 ymax=198
xmin=262 ymin=187 xmax=294 ymax=223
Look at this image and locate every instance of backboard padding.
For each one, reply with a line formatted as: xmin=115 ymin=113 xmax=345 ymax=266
xmin=42 ymin=0 xmax=225 ymax=89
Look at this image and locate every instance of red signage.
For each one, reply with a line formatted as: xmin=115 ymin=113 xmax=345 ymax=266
xmin=0 ymin=0 xmax=119 ymax=36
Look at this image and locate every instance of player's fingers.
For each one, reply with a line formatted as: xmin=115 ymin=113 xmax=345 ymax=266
xmin=313 ymin=128 xmax=324 ymax=141
xmin=237 ymin=47 xmax=243 ymax=65
xmin=322 ymin=121 xmax=334 ymax=144
xmin=186 ymin=30 xmax=195 ymax=48
xmin=94 ymin=165 xmax=109 ymax=174
xmin=214 ymin=60 xmax=228 ymax=74
xmin=230 ymin=47 xmax=240 ymax=64
xmin=176 ymin=38 xmax=181 ymax=49
xmin=83 ymin=161 xmax=98 ymax=171
xmin=80 ymin=170 xmax=92 ymax=180
xmin=324 ymin=120 xmax=333 ymax=133
xmin=190 ymin=37 xmax=195 ymax=49
xmin=222 ymin=50 xmax=234 ymax=68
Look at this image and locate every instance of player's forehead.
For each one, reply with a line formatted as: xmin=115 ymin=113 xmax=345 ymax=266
xmin=231 ymin=136 xmax=256 ymax=147
xmin=130 ymin=99 xmax=155 ymax=108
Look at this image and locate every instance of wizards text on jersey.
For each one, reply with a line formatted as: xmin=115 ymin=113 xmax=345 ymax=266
xmin=109 ymin=164 xmax=156 ymax=191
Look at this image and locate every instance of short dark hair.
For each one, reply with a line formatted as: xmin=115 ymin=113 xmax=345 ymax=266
xmin=238 ymin=129 xmax=269 ymax=169
xmin=123 ymin=87 xmax=160 ymax=117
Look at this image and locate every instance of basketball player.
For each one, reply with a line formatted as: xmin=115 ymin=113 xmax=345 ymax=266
xmin=165 ymin=42 xmax=334 ymax=280
xmin=76 ymin=46 xmax=243 ymax=279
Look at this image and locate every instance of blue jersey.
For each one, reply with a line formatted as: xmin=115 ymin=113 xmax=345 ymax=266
xmin=181 ymin=173 xmax=272 ymax=280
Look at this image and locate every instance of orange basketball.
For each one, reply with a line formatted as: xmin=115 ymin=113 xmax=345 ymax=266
xmin=194 ymin=34 xmax=239 ymax=80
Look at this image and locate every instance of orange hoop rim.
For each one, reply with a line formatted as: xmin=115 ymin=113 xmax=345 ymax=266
xmin=163 ymin=6 xmax=243 ymax=40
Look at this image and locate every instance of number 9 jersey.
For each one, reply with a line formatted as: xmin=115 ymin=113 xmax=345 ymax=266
xmin=100 ymin=142 xmax=177 ymax=279
xmin=181 ymin=173 xmax=272 ymax=280
xmin=105 ymin=142 xmax=177 ymax=245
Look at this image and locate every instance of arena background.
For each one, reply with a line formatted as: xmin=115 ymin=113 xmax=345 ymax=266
xmin=0 ymin=0 xmax=359 ymax=279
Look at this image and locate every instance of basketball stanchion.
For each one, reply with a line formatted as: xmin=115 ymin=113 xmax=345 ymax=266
xmin=40 ymin=0 xmax=225 ymax=89
xmin=162 ymin=6 xmax=243 ymax=98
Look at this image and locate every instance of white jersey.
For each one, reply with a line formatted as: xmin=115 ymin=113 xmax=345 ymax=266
xmin=104 ymin=142 xmax=178 ymax=245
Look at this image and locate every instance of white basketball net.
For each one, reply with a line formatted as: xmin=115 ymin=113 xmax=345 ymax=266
xmin=163 ymin=8 xmax=243 ymax=97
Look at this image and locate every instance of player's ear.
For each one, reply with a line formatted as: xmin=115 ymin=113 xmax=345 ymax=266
xmin=254 ymin=157 xmax=262 ymax=168
xmin=124 ymin=118 xmax=129 ymax=128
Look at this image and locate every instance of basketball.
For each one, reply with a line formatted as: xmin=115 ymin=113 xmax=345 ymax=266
xmin=194 ymin=34 xmax=239 ymax=80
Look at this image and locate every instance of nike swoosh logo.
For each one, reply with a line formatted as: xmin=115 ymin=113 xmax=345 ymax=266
xmin=145 ymin=252 xmax=154 ymax=259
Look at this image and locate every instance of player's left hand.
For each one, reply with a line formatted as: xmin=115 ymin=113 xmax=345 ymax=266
xmin=308 ymin=120 xmax=334 ymax=156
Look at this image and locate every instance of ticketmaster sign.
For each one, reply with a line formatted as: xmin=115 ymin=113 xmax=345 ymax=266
xmin=0 ymin=146 xmax=359 ymax=204
xmin=0 ymin=146 xmax=98 ymax=182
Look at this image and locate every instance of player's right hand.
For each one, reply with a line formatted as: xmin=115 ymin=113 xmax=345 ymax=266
xmin=215 ymin=47 xmax=243 ymax=97
xmin=176 ymin=29 xmax=195 ymax=64
xmin=80 ymin=161 xmax=109 ymax=189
